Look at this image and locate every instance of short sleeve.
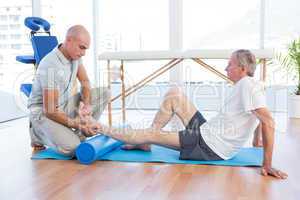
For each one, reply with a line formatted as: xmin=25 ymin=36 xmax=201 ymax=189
xmin=241 ymin=81 xmax=266 ymax=112
xmin=37 ymin=64 xmax=60 ymax=90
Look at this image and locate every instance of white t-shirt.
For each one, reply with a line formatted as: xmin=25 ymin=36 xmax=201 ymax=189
xmin=200 ymin=76 xmax=266 ymax=160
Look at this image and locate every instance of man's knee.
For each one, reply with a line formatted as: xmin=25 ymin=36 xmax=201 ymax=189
xmin=164 ymin=86 xmax=186 ymax=106
xmin=166 ymin=86 xmax=183 ymax=98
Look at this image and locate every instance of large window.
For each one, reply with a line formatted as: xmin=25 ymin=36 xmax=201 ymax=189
xmin=265 ymin=0 xmax=300 ymax=49
xmin=0 ymin=0 xmax=32 ymax=121
xmin=264 ymin=0 xmax=300 ymax=85
xmin=181 ymin=0 xmax=261 ymax=82
xmin=183 ymin=0 xmax=261 ymax=49
xmin=98 ymin=0 xmax=169 ymax=52
xmin=41 ymin=0 xmax=94 ymax=82
xmin=98 ymin=0 xmax=169 ymax=86
xmin=0 ymin=1 xmax=32 ymax=93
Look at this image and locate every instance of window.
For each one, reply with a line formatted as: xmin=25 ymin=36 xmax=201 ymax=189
xmin=0 ymin=44 xmax=8 ymax=49
xmin=9 ymin=24 xmax=21 ymax=30
xmin=263 ymin=0 xmax=300 ymax=85
xmin=182 ymin=0 xmax=261 ymax=82
xmin=10 ymin=34 xmax=21 ymax=40
xmin=0 ymin=34 xmax=7 ymax=40
xmin=0 ymin=15 xmax=7 ymax=21
xmin=98 ymin=0 xmax=169 ymax=52
xmin=182 ymin=59 xmax=229 ymax=83
xmin=183 ymin=0 xmax=261 ymax=49
xmin=0 ymin=25 xmax=8 ymax=30
xmin=0 ymin=1 xmax=32 ymax=94
xmin=265 ymin=0 xmax=300 ymax=49
xmin=0 ymin=73 xmax=3 ymax=85
xmin=11 ymin=44 xmax=22 ymax=49
xmin=41 ymin=0 xmax=94 ymax=82
xmin=9 ymin=14 xmax=20 ymax=22
xmin=98 ymin=0 xmax=169 ymax=86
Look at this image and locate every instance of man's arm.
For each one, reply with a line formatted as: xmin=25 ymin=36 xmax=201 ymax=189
xmin=43 ymin=89 xmax=80 ymax=129
xmin=77 ymin=64 xmax=91 ymax=107
xmin=253 ymin=122 xmax=263 ymax=147
xmin=252 ymin=108 xmax=288 ymax=179
xmin=43 ymin=89 xmax=98 ymax=136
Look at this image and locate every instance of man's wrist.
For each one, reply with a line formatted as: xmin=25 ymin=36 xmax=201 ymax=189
xmin=69 ymin=117 xmax=80 ymax=129
xmin=82 ymin=100 xmax=90 ymax=105
xmin=263 ymin=160 xmax=272 ymax=168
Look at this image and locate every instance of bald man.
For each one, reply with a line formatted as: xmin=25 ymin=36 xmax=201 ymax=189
xmin=28 ymin=25 xmax=110 ymax=156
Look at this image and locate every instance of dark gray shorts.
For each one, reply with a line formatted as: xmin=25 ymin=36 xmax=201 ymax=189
xmin=179 ymin=111 xmax=223 ymax=161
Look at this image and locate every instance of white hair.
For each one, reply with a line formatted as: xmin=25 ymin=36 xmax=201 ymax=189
xmin=232 ymin=49 xmax=257 ymax=77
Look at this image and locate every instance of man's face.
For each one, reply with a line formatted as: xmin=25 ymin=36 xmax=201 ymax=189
xmin=67 ymin=34 xmax=90 ymax=60
xmin=225 ymin=55 xmax=245 ymax=83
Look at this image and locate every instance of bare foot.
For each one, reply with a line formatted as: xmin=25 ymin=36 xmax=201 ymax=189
xmin=121 ymin=144 xmax=151 ymax=151
xmin=78 ymin=110 xmax=101 ymax=136
xmin=31 ymin=143 xmax=46 ymax=151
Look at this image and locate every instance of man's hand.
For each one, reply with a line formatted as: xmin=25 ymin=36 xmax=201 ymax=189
xmin=261 ymin=165 xmax=288 ymax=179
xmin=79 ymin=101 xmax=92 ymax=117
xmin=78 ymin=121 xmax=101 ymax=136
xmin=77 ymin=102 xmax=101 ymax=136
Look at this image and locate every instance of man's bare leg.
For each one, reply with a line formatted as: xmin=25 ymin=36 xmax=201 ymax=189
xmin=151 ymin=86 xmax=198 ymax=129
xmin=253 ymin=122 xmax=263 ymax=147
xmin=100 ymin=125 xmax=181 ymax=151
xmin=122 ymin=87 xmax=198 ymax=151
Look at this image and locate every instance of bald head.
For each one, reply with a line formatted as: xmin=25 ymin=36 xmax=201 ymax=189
xmin=66 ymin=25 xmax=90 ymax=41
xmin=61 ymin=25 xmax=91 ymax=60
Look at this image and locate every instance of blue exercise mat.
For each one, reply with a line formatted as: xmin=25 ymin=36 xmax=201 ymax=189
xmin=32 ymin=134 xmax=263 ymax=166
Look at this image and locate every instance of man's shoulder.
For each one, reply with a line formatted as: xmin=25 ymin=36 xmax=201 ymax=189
xmin=38 ymin=49 xmax=60 ymax=68
xmin=238 ymin=76 xmax=264 ymax=90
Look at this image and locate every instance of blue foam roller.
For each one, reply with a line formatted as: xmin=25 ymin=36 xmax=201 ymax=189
xmin=75 ymin=135 xmax=123 ymax=165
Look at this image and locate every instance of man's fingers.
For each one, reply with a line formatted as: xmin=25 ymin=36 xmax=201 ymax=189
xmin=275 ymin=170 xmax=288 ymax=179
xmin=81 ymin=103 xmax=92 ymax=115
xmin=95 ymin=123 xmax=101 ymax=130
xmin=79 ymin=102 xmax=91 ymax=117
xmin=269 ymin=169 xmax=287 ymax=179
xmin=281 ymin=171 xmax=288 ymax=179
xmin=261 ymin=168 xmax=268 ymax=176
xmin=79 ymin=102 xmax=85 ymax=109
xmin=84 ymin=106 xmax=92 ymax=115
xmin=270 ymin=170 xmax=282 ymax=179
xmin=88 ymin=128 xmax=98 ymax=136
xmin=263 ymin=167 xmax=288 ymax=179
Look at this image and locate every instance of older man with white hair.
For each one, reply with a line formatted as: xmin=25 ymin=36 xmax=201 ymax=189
xmin=95 ymin=49 xmax=287 ymax=179
xmin=28 ymin=25 xmax=109 ymax=155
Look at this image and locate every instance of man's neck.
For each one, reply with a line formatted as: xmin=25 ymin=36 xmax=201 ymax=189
xmin=59 ymin=44 xmax=72 ymax=61
xmin=234 ymin=75 xmax=248 ymax=84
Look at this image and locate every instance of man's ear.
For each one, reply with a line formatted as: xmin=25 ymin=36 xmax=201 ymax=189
xmin=241 ymin=66 xmax=248 ymax=74
xmin=66 ymin=36 xmax=73 ymax=43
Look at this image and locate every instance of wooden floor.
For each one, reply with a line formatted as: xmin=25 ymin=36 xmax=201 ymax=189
xmin=0 ymin=115 xmax=300 ymax=200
